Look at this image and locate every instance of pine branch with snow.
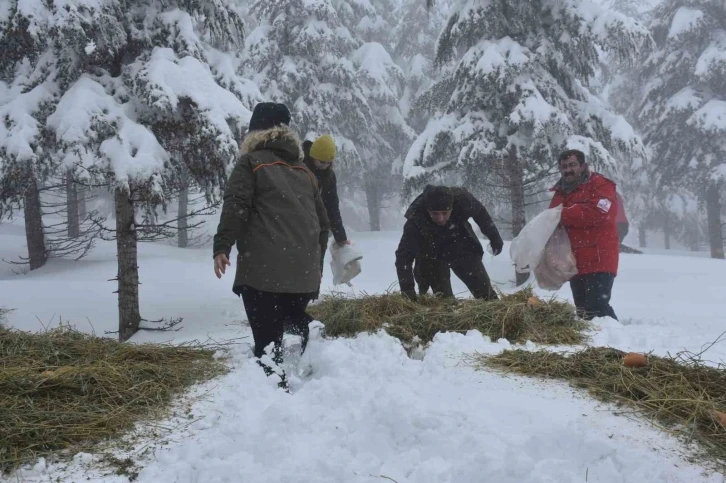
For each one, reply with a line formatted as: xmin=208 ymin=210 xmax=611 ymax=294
xmin=404 ymin=0 xmax=651 ymax=202
xmin=351 ymin=41 xmax=416 ymax=229
xmin=637 ymin=0 xmax=726 ymax=186
xmin=1 ymin=0 xmax=262 ymax=338
xmin=246 ymin=0 xmax=374 ymax=179
xmin=390 ymin=0 xmax=450 ymax=131
xmin=636 ymin=0 xmax=726 ymax=258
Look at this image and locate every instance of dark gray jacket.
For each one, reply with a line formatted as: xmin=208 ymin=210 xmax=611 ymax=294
xmin=395 ymin=186 xmax=503 ymax=293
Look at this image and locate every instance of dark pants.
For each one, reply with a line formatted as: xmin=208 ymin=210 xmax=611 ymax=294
xmin=239 ymin=285 xmax=313 ymax=366
xmin=617 ymin=223 xmax=629 ymax=244
xmin=414 ymin=256 xmax=498 ymax=300
xmin=569 ymin=273 xmax=617 ymax=320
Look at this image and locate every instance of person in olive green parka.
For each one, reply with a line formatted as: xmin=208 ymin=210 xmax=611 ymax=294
xmin=213 ymin=102 xmax=330 ymax=390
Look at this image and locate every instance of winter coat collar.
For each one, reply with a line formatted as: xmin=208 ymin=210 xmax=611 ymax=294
xmin=552 ymin=168 xmax=592 ymax=194
xmin=303 ymin=155 xmax=333 ymax=179
xmin=241 ymin=125 xmax=303 ymax=162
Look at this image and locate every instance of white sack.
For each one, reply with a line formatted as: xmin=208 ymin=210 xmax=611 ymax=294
xmin=329 ymin=240 xmax=363 ymax=286
xmin=509 ymin=206 xmax=563 ymax=274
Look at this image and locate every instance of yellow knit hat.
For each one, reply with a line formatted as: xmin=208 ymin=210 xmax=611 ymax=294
xmin=309 ymin=134 xmax=336 ymax=162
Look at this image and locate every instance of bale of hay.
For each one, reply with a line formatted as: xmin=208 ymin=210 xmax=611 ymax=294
xmin=308 ymin=287 xmax=587 ymax=346
xmin=478 ymin=347 xmax=726 ymax=469
xmin=0 ymin=326 xmax=228 ymax=474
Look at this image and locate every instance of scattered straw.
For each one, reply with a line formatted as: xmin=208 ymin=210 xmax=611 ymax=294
xmin=478 ymin=347 xmax=726 ymax=469
xmin=0 ymin=326 xmax=228 ymax=474
xmin=0 ymin=307 xmax=11 ymax=327
xmin=308 ymin=287 xmax=588 ymax=346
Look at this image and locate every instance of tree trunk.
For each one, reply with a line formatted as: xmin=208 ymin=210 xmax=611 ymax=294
xmin=78 ymin=185 xmax=87 ymax=219
xmin=507 ymin=148 xmax=528 ymax=286
xmin=706 ymin=183 xmax=725 ymax=259
xmin=364 ymin=173 xmax=382 ymax=232
xmin=638 ymin=225 xmax=646 ymax=248
xmin=115 ymin=187 xmax=141 ymax=342
xmin=663 ymin=214 xmax=671 ymax=250
xmin=177 ymin=180 xmax=189 ymax=248
xmin=24 ymin=176 xmax=47 ymax=270
xmin=66 ymin=170 xmax=80 ymax=239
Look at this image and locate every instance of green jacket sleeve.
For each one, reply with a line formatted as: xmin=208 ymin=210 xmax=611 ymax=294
xmin=212 ymin=156 xmax=254 ymax=258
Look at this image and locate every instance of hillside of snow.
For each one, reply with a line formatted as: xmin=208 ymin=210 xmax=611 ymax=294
xmin=1 ymin=219 xmax=725 ymax=483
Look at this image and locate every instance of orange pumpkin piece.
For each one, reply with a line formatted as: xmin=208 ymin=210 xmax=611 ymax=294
xmin=623 ymin=352 xmax=648 ymax=368
xmin=713 ymin=410 xmax=726 ymax=428
xmin=527 ymin=296 xmax=543 ymax=307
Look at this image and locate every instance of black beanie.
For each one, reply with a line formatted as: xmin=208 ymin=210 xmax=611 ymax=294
xmin=425 ymin=186 xmax=454 ymax=211
xmin=248 ymin=102 xmax=291 ymax=132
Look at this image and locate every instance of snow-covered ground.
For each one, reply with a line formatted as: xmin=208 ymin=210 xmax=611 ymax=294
xmin=2 ymin=219 xmax=726 ymax=483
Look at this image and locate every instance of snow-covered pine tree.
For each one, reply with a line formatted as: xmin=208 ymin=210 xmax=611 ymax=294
xmin=245 ymin=0 xmax=372 ymax=188
xmin=337 ymin=0 xmax=417 ymax=229
xmin=405 ymin=0 xmax=651 ymax=284
xmin=636 ymin=0 xmax=726 ymax=259
xmin=340 ymin=0 xmax=397 ymax=45
xmin=595 ymin=0 xmax=682 ymax=250
xmin=352 ymin=42 xmax=416 ymax=229
xmin=2 ymin=0 xmax=259 ymax=340
xmin=0 ymin=2 xmax=64 ymax=269
xmin=247 ymin=0 xmax=413 ymax=230
xmin=391 ymin=0 xmax=450 ymax=133
xmin=602 ymin=0 xmax=660 ymax=20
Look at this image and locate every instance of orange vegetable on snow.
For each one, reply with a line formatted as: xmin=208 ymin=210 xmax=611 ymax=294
xmin=623 ymin=352 xmax=648 ymax=368
xmin=712 ymin=410 xmax=726 ymax=429
xmin=527 ymin=296 xmax=543 ymax=307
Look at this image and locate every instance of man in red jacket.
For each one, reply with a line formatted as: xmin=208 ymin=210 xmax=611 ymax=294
xmin=549 ymin=149 xmax=619 ymax=320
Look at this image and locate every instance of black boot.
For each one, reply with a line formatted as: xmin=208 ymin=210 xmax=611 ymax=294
xmin=284 ymin=312 xmax=312 ymax=355
xmin=256 ymin=359 xmax=290 ymax=392
xmin=298 ymin=312 xmax=312 ymax=355
xmin=256 ymin=342 xmax=290 ymax=393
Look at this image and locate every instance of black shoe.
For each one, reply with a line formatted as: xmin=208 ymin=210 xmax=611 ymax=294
xmin=278 ymin=372 xmax=290 ymax=392
xmin=257 ymin=359 xmax=290 ymax=392
xmin=256 ymin=359 xmax=275 ymax=377
xmin=284 ymin=314 xmax=312 ymax=356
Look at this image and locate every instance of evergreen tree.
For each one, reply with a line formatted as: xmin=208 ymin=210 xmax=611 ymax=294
xmin=352 ymin=42 xmax=416 ymax=229
xmin=340 ymin=0 xmax=417 ymax=229
xmin=246 ymin=0 xmax=413 ymax=230
xmin=603 ymin=0 xmax=660 ymax=20
xmin=1 ymin=0 xmax=259 ymax=340
xmin=636 ymin=0 xmax=726 ymax=259
xmin=405 ymin=0 xmax=650 ymax=285
xmin=340 ymin=0 xmax=397 ymax=45
xmin=391 ymin=0 xmax=450 ymax=133
xmin=244 ymin=0 xmax=372 ymax=184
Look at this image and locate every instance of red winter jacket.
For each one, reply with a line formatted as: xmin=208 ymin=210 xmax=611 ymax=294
xmin=549 ymin=173 xmax=620 ymax=276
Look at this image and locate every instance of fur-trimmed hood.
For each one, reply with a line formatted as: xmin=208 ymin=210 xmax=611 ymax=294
xmin=241 ymin=125 xmax=303 ymax=162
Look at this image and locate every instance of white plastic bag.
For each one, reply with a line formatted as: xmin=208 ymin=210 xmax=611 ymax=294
xmin=509 ymin=206 xmax=563 ymax=273
xmin=533 ymin=226 xmax=578 ymax=290
xmin=329 ymin=240 xmax=363 ymax=286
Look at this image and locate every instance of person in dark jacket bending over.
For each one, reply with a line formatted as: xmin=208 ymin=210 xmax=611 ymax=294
xmin=303 ymin=135 xmax=350 ymax=275
xmin=549 ymin=149 xmax=619 ymax=321
xmin=395 ymin=185 xmax=504 ymax=301
xmin=213 ymin=102 xmax=330 ymax=390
